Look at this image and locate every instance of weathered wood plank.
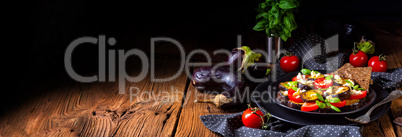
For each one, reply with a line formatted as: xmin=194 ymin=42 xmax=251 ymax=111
xmin=390 ymin=91 xmax=402 ymax=137
xmin=0 ymin=59 xmax=188 ymax=137
xmin=174 ymin=83 xmax=238 ymax=137
xmin=362 ymin=120 xmax=386 ymax=137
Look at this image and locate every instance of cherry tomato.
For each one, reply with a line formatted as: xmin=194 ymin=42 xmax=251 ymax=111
xmin=348 ymin=91 xmax=367 ymax=100
xmin=313 ymin=78 xmax=333 ymax=89
xmin=242 ymin=108 xmax=265 ymax=129
xmin=349 ymin=51 xmax=368 ymax=67
xmin=280 ymin=55 xmax=300 ymax=72
xmin=288 ymin=89 xmax=303 ymax=103
xmin=368 ymin=56 xmax=388 ymax=72
xmin=330 ymin=100 xmax=346 ymax=108
xmin=301 ymin=102 xmax=319 ymax=111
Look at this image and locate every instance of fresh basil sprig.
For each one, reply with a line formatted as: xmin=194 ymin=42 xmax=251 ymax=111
xmin=253 ymin=0 xmax=300 ymax=41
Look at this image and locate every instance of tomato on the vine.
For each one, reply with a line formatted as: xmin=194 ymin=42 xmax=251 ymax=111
xmin=242 ymin=108 xmax=265 ymax=129
xmin=280 ymin=51 xmax=300 ymax=73
xmin=349 ymin=50 xmax=368 ymax=67
xmin=368 ymin=55 xmax=387 ymax=72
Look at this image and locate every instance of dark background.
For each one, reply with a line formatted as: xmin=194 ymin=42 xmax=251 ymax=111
xmin=3 ymin=0 xmax=402 ymax=116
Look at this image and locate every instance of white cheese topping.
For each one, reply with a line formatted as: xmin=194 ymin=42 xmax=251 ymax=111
xmin=334 ymin=75 xmax=344 ymax=84
xmin=351 ymin=89 xmax=363 ymax=95
xmin=283 ymin=91 xmax=288 ymax=96
xmin=325 ymin=87 xmax=333 ymax=94
xmin=310 ymin=71 xmax=323 ymax=78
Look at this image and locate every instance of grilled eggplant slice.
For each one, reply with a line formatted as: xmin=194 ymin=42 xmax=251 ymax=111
xmin=287 ymin=100 xmax=304 ymax=109
xmin=298 ymin=82 xmax=311 ymax=90
xmin=301 ymin=90 xmax=319 ymax=102
xmin=307 ymin=75 xmax=325 ymax=81
xmin=278 ymin=90 xmax=289 ymax=101
xmin=317 ymin=106 xmax=336 ymax=113
xmin=279 ymin=82 xmax=296 ymax=91
xmin=324 ymin=86 xmax=351 ymax=100
xmin=341 ymin=99 xmax=366 ymax=112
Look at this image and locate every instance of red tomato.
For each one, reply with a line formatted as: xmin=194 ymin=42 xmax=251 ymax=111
xmin=242 ymin=108 xmax=265 ymax=129
xmin=348 ymin=91 xmax=367 ymax=100
xmin=313 ymin=78 xmax=333 ymax=89
xmin=368 ymin=56 xmax=388 ymax=72
xmin=292 ymin=76 xmax=298 ymax=81
xmin=288 ymin=89 xmax=303 ymax=103
xmin=330 ymin=100 xmax=346 ymax=108
xmin=280 ymin=55 xmax=300 ymax=72
xmin=301 ymin=102 xmax=319 ymax=111
xmin=349 ymin=51 xmax=368 ymax=67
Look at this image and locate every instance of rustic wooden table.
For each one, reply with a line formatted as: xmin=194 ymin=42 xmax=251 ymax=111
xmin=0 ymin=21 xmax=401 ymax=137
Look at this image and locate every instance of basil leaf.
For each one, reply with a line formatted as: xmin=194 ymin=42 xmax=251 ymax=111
xmin=313 ymin=70 xmax=320 ymax=74
xmin=353 ymin=85 xmax=359 ymax=90
xmin=327 ymin=103 xmax=341 ymax=112
xmin=253 ymin=20 xmax=269 ymax=31
xmin=283 ymin=16 xmax=292 ymax=30
xmin=265 ymin=69 xmax=271 ymax=76
xmin=256 ymin=12 xmax=269 ymax=20
xmin=357 ymin=88 xmax=366 ymax=91
xmin=288 ymin=81 xmax=298 ymax=87
xmin=292 ymin=87 xmax=298 ymax=91
xmin=344 ymin=80 xmax=354 ymax=86
xmin=316 ymin=100 xmax=326 ymax=108
xmin=328 ymin=98 xmax=340 ymax=103
xmin=316 ymin=93 xmax=324 ymax=101
xmin=325 ymin=75 xmax=333 ymax=80
xmin=301 ymin=69 xmax=311 ymax=75
xmin=278 ymin=0 xmax=297 ymax=9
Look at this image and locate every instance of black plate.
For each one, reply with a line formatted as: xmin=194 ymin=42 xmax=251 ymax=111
xmin=271 ymin=71 xmax=377 ymax=115
xmin=252 ymin=73 xmax=391 ymax=126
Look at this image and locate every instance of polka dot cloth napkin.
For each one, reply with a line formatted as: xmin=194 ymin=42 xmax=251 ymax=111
xmin=200 ymin=112 xmax=362 ymax=137
xmin=272 ymin=33 xmax=402 ymax=89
